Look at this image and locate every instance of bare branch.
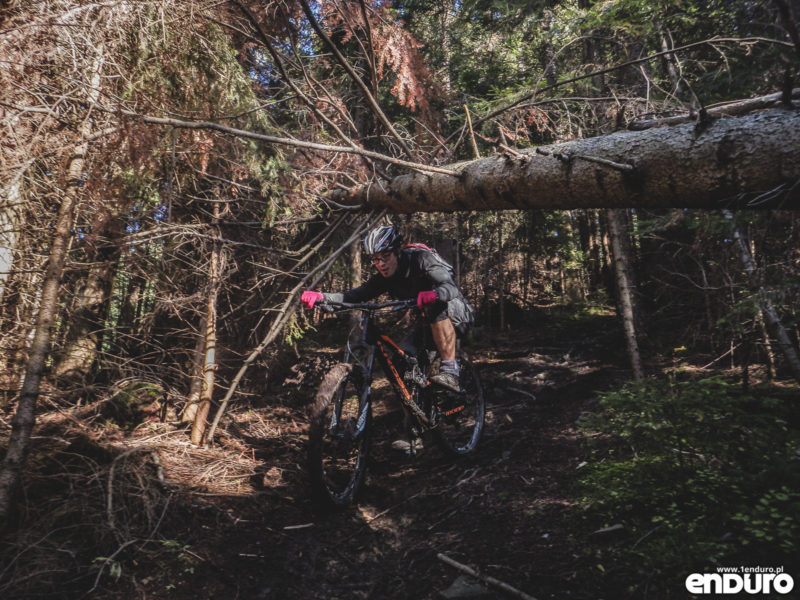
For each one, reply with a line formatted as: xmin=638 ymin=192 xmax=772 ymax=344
xmin=459 ymin=37 xmax=794 ymax=143
xmin=116 ymin=109 xmax=456 ymax=176
xmin=298 ymin=0 xmax=416 ymax=160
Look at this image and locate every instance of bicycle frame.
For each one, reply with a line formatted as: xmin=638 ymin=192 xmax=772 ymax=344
xmin=332 ymin=300 xmax=433 ymax=431
xmin=308 ymin=300 xmax=485 ymax=507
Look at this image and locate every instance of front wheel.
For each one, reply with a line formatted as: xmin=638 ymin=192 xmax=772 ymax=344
xmin=307 ymin=363 xmax=371 ymax=509
xmin=432 ymin=355 xmax=485 ymax=456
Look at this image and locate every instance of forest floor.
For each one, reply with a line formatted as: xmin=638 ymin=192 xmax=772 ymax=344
xmin=2 ymin=305 xmax=661 ymax=599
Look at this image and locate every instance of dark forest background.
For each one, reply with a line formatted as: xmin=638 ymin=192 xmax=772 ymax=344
xmin=1 ymin=1 xmax=798 ymax=598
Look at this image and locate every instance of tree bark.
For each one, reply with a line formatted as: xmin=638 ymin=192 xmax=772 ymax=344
xmin=497 ymin=212 xmax=505 ymax=330
xmin=191 ymin=206 xmax=223 ymax=446
xmin=724 ymin=210 xmax=800 ymax=383
xmin=332 ymin=109 xmax=800 ymax=212
xmin=348 ymin=234 xmax=363 ymax=338
xmin=181 ymin=317 xmax=207 ymax=424
xmin=0 ymin=43 xmax=105 ymax=521
xmin=0 ymin=176 xmax=23 ymax=305
xmin=607 ymin=209 xmax=644 ymax=381
xmin=0 ymin=141 xmax=87 ymax=522
xmin=53 ymin=243 xmax=120 ymax=380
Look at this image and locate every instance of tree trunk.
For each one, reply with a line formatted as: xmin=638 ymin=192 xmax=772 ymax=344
xmin=0 ymin=177 xmax=27 ymax=405
xmin=53 ymin=245 xmax=119 ymax=380
xmin=541 ymin=10 xmax=558 ymax=88
xmin=755 ymin=308 xmax=777 ymax=380
xmin=748 ymin=237 xmax=777 ymax=379
xmin=724 ymin=210 xmax=800 ymax=383
xmin=332 ymin=109 xmax=800 ymax=212
xmin=522 ymin=212 xmax=532 ymax=304
xmin=438 ymin=0 xmax=455 ymax=95
xmin=578 ymin=209 xmax=602 ymax=294
xmin=773 ymin=0 xmax=800 ymax=60
xmin=190 ymin=206 xmax=223 ymax=446
xmin=454 ymin=213 xmax=462 ymax=289
xmin=599 ymin=211 xmax=614 ymax=295
xmin=485 ymin=219 xmax=494 ymax=327
xmin=0 ymin=142 xmax=87 ymax=522
xmin=348 ymin=235 xmax=362 ymax=338
xmin=181 ymin=317 xmax=207 ymax=423
xmin=0 ymin=176 xmax=23 ymax=305
xmin=0 ymin=46 xmax=105 ymax=521
xmin=497 ymin=212 xmax=505 ymax=330
xmin=577 ymin=0 xmax=604 ymax=95
xmin=658 ymin=27 xmax=683 ymax=98
xmin=607 ymin=209 xmax=644 ymax=381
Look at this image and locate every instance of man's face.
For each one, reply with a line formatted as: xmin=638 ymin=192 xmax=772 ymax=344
xmin=370 ymin=250 xmax=398 ymax=278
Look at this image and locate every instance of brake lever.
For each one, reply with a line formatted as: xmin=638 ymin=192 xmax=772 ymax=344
xmin=317 ymin=302 xmax=336 ymax=313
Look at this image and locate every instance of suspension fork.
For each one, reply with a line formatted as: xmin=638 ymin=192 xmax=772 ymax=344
xmin=331 ymin=311 xmax=376 ymax=439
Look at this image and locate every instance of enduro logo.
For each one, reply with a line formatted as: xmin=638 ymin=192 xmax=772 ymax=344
xmin=686 ymin=566 xmax=794 ymax=595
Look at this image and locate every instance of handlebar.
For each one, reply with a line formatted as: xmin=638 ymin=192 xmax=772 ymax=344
xmin=317 ymin=299 xmax=417 ymax=313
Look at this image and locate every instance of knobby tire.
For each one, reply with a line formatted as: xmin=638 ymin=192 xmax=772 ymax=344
xmin=432 ymin=355 xmax=485 ymax=456
xmin=307 ymin=363 xmax=370 ymax=509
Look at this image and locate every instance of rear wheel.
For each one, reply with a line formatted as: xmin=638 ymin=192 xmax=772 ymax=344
xmin=432 ymin=355 xmax=485 ymax=455
xmin=307 ymin=363 xmax=370 ymax=508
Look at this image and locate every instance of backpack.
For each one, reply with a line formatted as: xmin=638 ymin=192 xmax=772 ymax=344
xmin=403 ymin=243 xmax=455 ymax=277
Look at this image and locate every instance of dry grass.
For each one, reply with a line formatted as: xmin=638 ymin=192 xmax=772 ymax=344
xmin=0 ymin=385 xmax=306 ymax=598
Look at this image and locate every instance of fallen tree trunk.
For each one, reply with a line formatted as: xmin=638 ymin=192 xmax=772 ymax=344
xmin=332 ymin=108 xmax=800 ymax=212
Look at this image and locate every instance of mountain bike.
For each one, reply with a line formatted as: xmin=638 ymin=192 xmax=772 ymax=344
xmin=307 ymin=299 xmax=485 ymax=509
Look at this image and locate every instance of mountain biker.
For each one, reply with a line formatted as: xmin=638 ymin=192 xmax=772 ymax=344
xmin=300 ymin=225 xmax=473 ymax=392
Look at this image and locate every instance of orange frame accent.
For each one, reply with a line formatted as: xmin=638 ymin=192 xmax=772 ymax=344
xmin=379 ymin=334 xmax=406 ymax=357
xmin=376 ymin=339 xmax=414 ymax=403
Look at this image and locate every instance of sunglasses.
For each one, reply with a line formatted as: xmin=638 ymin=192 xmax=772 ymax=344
xmin=370 ymin=251 xmax=394 ymax=265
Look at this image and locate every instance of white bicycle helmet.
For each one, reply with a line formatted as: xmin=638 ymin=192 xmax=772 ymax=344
xmin=363 ymin=225 xmax=402 ymax=254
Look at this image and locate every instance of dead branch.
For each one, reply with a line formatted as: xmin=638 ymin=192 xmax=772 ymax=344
xmin=115 ymin=108 xmax=456 ymax=176
xmin=298 ymin=0 xmax=416 ymax=160
xmin=628 ymin=88 xmax=800 ymax=130
xmin=87 ymin=538 xmax=139 ymax=595
xmin=437 ymin=553 xmax=539 ymax=600
xmin=107 ymin=447 xmax=149 ymax=537
xmin=232 ymin=0 xmax=384 ymax=179
xmin=460 ymin=37 xmax=794 ymax=141
xmin=203 ymin=210 xmax=386 ymax=446
xmin=507 ymin=387 xmax=537 ymax=401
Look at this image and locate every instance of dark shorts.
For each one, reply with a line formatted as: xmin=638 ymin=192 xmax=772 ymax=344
xmin=432 ymin=297 xmax=474 ymax=337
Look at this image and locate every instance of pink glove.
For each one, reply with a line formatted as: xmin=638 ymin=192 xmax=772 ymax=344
xmin=301 ymin=291 xmax=324 ymax=309
xmin=417 ymin=290 xmax=438 ymax=309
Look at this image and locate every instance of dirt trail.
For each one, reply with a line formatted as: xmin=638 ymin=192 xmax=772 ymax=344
xmin=171 ymin=311 xmax=628 ymax=600
xmin=0 ymin=309 xmax=629 ymax=599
